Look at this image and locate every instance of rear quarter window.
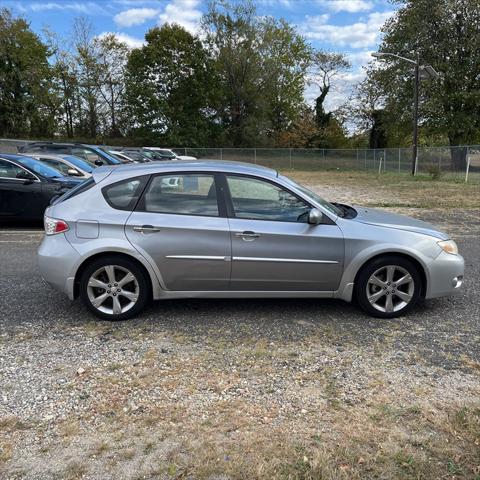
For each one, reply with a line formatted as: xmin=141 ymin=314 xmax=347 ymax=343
xmin=102 ymin=176 xmax=149 ymax=211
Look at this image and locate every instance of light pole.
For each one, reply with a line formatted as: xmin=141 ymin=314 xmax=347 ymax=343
xmin=371 ymin=52 xmax=439 ymax=175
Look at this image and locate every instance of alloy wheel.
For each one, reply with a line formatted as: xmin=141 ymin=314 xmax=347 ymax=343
xmin=366 ymin=265 xmax=415 ymax=313
xmin=86 ymin=265 xmax=139 ymax=315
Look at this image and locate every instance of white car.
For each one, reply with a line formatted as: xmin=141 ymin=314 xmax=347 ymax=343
xmin=143 ymin=147 xmax=196 ymax=161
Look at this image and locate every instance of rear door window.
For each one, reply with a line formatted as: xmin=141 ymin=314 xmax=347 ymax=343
xmin=138 ymin=174 xmax=219 ymax=216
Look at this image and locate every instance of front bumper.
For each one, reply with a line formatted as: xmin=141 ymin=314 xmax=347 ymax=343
xmin=425 ymin=251 xmax=465 ymax=299
xmin=38 ymin=233 xmax=81 ymax=300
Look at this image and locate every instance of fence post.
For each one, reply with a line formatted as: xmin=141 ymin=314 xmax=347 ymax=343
xmin=322 ymin=149 xmax=325 ymax=169
xmin=377 ymin=152 xmax=383 ymax=176
xmin=220 ymin=148 xmax=223 ymax=161
xmin=254 ymin=148 xmax=257 ymax=164
xmin=356 ymin=148 xmax=359 ymax=167
xmin=398 ymin=148 xmax=401 ymax=173
xmin=364 ymin=150 xmax=367 ymax=170
xmin=465 ymin=147 xmax=470 ymax=183
xmin=289 ymin=148 xmax=292 ymax=169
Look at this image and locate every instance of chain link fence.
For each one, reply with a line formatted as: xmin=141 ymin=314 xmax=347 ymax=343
xmin=1 ymin=139 xmax=478 ymax=182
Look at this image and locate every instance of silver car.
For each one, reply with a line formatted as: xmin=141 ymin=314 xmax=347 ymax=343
xmin=38 ymin=161 xmax=464 ymax=320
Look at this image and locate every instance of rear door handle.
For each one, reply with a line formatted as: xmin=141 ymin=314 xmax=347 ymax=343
xmin=235 ymin=231 xmax=260 ymax=241
xmin=133 ymin=225 xmax=160 ymax=233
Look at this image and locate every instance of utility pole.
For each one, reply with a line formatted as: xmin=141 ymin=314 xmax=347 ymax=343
xmin=371 ymin=52 xmax=440 ymax=176
xmin=412 ymin=53 xmax=420 ymax=175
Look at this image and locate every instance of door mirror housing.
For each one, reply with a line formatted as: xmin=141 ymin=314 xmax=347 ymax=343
xmin=94 ymin=159 xmax=103 ymax=167
xmin=308 ymin=208 xmax=323 ymax=225
xmin=67 ymin=168 xmax=82 ymax=176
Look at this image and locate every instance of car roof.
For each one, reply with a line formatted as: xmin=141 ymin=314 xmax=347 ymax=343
xmin=0 ymin=153 xmax=35 ymax=162
xmin=93 ymin=160 xmax=278 ymax=183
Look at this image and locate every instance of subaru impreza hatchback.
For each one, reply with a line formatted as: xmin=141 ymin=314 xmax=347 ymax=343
xmin=38 ymin=161 xmax=464 ymax=320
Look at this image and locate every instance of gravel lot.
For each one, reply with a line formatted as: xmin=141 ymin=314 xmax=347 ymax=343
xmin=0 ymin=194 xmax=479 ymax=478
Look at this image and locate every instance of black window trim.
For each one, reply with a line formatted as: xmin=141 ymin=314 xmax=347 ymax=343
xmin=220 ymin=172 xmax=315 ymax=224
xmin=135 ymin=171 xmax=227 ymax=218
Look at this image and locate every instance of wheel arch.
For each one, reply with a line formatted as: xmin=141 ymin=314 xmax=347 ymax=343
xmin=73 ymin=251 xmax=155 ymax=300
xmin=353 ymin=252 xmax=427 ymax=298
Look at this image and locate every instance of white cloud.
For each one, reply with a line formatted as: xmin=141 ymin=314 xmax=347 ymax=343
xmin=158 ymin=0 xmax=202 ymax=33
xmin=98 ymin=31 xmax=145 ymax=49
xmin=114 ymin=7 xmax=160 ymax=27
xmin=303 ymin=10 xmax=395 ymax=49
xmin=317 ymin=0 xmax=373 ymax=13
xmin=305 ymin=66 xmax=366 ymax=112
xmin=29 ymin=2 xmax=107 ymax=14
xmin=348 ymin=49 xmax=375 ymax=66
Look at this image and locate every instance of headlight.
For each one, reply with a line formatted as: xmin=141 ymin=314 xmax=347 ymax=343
xmin=437 ymin=239 xmax=458 ymax=255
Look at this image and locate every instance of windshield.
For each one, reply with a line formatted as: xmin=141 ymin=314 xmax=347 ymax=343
xmin=154 ymin=149 xmax=176 ymax=158
xmin=280 ymin=175 xmax=343 ymax=217
xmin=17 ymin=156 xmax=63 ymax=178
xmin=61 ymin=155 xmax=95 ymax=173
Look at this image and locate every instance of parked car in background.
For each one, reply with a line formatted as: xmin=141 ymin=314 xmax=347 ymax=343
xmin=0 ymin=154 xmax=83 ymax=220
xmin=144 ymin=147 xmax=196 ymax=160
xmin=25 ymin=153 xmax=94 ymax=178
xmin=105 ymin=150 xmax=139 ymax=163
xmin=120 ymin=149 xmax=156 ymax=162
xmin=38 ymin=161 xmax=464 ymax=321
xmin=18 ymin=142 xmax=123 ymax=166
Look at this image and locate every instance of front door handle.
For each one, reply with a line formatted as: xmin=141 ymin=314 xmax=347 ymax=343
xmin=235 ymin=231 xmax=260 ymax=241
xmin=133 ymin=225 xmax=160 ymax=233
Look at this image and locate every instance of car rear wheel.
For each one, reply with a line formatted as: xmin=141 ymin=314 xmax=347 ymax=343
xmin=79 ymin=256 xmax=150 ymax=320
xmin=355 ymin=255 xmax=422 ymax=318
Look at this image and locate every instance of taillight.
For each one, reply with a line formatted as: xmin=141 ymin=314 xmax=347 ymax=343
xmin=44 ymin=216 xmax=69 ymax=235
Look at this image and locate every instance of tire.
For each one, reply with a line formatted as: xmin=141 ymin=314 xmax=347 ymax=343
xmin=79 ymin=255 xmax=150 ymax=321
xmin=355 ymin=255 xmax=422 ymax=318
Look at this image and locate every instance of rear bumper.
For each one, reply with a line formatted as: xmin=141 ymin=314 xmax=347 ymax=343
xmin=38 ymin=234 xmax=81 ymax=300
xmin=425 ymin=251 xmax=465 ymax=299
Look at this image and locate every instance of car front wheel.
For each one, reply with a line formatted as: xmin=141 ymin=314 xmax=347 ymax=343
xmin=355 ymin=255 xmax=422 ymax=318
xmin=79 ymin=256 xmax=150 ymax=321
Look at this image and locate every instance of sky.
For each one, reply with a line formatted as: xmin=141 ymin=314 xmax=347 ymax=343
xmin=1 ymin=0 xmax=398 ymax=111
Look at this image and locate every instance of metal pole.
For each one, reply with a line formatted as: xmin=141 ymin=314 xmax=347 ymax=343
xmin=220 ymin=148 xmax=223 ymax=161
xmin=254 ymin=148 xmax=257 ymax=164
xmin=398 ymin=148 xmax=401 ymax=173
xmin=412 ymin=53 xmax=420 ymax=175
xmin=465 ymin=147 xmax=470 ymax=183
xmin=289 ymin=148 xmax=292 ymax=169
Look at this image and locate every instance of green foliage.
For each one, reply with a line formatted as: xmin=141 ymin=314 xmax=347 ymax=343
xmin=367 ymin=0 xmax=480 ymax=151
xmin=0 ymin=9 xmax=56 ymax=137
xmin=124 ymin=23 xmax=218 ymax=146
xmin=202 ymin=0 xmax=311 ymax=146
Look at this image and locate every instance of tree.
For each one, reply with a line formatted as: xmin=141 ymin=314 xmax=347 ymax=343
xmin=73 ymin=17 xmax=101 ymax=138
xmin=308 ymin=50 xmax=350 ymax=128
xmin=370 ymin=0 xmax=480 ymax=165
xmin=94 ymin=34 xmax=129 ymax=136
xmin=124 ymin=23 xmax=218 ymax=145
xmin=349 ymin=75 xmax=390 ymax=148
xmin=0 ymin=9 xmax=56 ymax=137
xmin=202 ymin=0 xmax=311 ymax=146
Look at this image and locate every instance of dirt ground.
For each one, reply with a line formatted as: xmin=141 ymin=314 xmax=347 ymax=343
xmin=1 ymin=172 xmax=479 ymax=480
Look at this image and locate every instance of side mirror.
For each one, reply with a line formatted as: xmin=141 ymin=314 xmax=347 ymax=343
xmin=308 ymin=208 xmax=323 ymax=225
xmin=67 ymin=168 xmax=82 ymax=176
xmin=94 ymin=159 xmax=103 ymax=166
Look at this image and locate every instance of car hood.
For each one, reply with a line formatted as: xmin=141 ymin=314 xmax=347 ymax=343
xmin=50 ymin=176 xmax=84 ymax=187
xmin=351 ymin=205 xmax=449 ymax=240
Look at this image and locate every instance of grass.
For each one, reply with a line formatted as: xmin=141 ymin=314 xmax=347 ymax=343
xmin=282 ymin=170 xmax=480 ymax=209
